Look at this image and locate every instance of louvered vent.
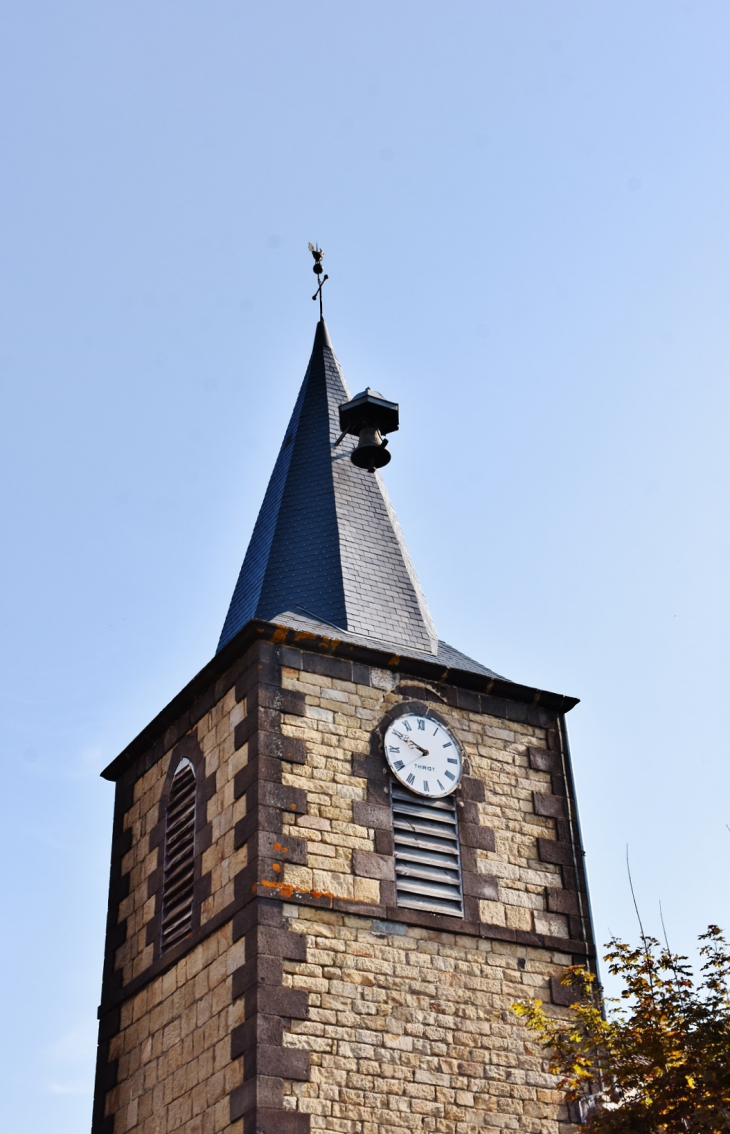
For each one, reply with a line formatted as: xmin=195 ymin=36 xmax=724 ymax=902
xmin=391 ymin=783 xmax=464 ymax=917
xmin=161 ymin=759 xmax=196 ymax=951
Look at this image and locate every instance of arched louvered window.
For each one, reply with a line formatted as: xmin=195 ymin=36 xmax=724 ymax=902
xmin=391 ymin=783 xmax=464 ymax=917
xmin=161 ymin=758 xmax=196 ymax=951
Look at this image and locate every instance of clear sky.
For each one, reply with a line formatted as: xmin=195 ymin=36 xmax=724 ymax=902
xmin=2 ymin=3 xmax=729 ymax=1129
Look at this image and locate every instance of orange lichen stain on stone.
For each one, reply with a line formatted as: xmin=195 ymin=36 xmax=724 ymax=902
xmin=258 ymin=878 xmax=375 ymax=905
xmin=290 ymin=629 xmax=342 ymax=651
xmin=273 ymin=844 xmax=289 ymax=853
xmin=272 ymin=863 xmax=282 ymax=873
xmin=259 ymin=879 xmax=335 ymax=901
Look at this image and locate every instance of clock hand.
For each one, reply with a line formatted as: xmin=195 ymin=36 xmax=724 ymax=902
xmin=392 ymin=729 xmax=429 ymax=757
xmin=397 ymin=746 xmax=433 ymax=771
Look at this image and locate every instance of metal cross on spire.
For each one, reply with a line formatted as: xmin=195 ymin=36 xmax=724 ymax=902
xmin=308 ymin=242 xmax=329 ymax=318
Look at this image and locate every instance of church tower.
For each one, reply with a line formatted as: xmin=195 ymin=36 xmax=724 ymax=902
xmin=92 ymin=302 xmax=596 ymax=1134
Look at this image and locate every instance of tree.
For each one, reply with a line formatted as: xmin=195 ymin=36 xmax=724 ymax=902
xmin=513 ymin=926 xmax=730 ymax=1132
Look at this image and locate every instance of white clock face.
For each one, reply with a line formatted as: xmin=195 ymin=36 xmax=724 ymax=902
xmin=383 ymin=713 xmax=463 ymax=798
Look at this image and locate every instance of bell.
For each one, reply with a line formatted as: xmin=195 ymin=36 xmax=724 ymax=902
xmin=337 ymin=387 xmax=399 ymax=473
xmin=351 ymin=426 xmax=391 ymax=473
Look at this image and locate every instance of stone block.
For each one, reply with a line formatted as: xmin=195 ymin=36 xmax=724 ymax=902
xmin=244 ymin=986 xmax=309 ymax=1020
xmin=256 ymin=685 xmax=308 ymax=717
xmin=256 ymin=731 xmax=307 ymax=765
xmin=537 ymin=838 xmax=573 ymax=866
xmin=546 ymin=887 xmax=579 ymax=915
xmin=247 ymin=831 xmax=308 ymax=866
xmin=247 ymin=927 xmax=307 ymax=961
xmin=245 ymin=1045 xmax=310 ymax=1080
xmin=300 ymin=653 xmax=353 ymax=682
xmin=231 ymin=956 xmax=283 ymax=999
xmin=251 ymin=781 xmax=307 ymax=814
xmin=462 ymin=873 xmax=499 ymax=900
xmin=460 ymin=777 xmax=486 ymax=802
xmin=352 ymin=851 xmax=394 ymax=881
xmin=460 ymin=824 xmax=496 ymax=852
xmin=251 ymin=1109 xmax=310 ymax=1134
xmin=550 ymin=976 xmax=580 ymax=1006
xmin=352 ymin=802 xmax=390 ymax=830
xmin=528 ymin=747 xmax=560 ymax=773
xmin=533 ymin=792 xmax=567 ymax=819
xmin=231 ymin=1016 xmax=284 ymax=1057
xmin=229 ymin=1075 xmax=283 ymax=1120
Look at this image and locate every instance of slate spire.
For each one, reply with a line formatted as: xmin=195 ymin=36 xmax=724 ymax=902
xmin=217 ymin=320 xmax=439 ymax=656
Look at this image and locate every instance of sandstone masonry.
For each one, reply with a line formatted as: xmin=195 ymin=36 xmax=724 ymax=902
xmin=92 ymin=623 xmax=594 ymax=1134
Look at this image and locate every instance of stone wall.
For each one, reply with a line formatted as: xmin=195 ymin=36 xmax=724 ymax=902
xmin=273 ymin=660 xmax=568 ymax=937
xmin=280 ymin=904 xmax=574 ymax=1132
xmin=112 ymin=650 xmax=580 ymax=989
xmin=96 ymin=637 xmax=589 ymax=1134
xmin=114 ymin=686 xmax=247 ymax=985
xmin=106 ymin=924 xmax=244 ymax=1134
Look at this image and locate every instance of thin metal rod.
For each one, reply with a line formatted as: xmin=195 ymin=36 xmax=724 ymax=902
xmin=312 ymin=273 xmax=329 ymax=318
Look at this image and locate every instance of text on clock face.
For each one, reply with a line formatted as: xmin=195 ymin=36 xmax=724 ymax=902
xmin=383 ymin=713 xmax=463 ymax=798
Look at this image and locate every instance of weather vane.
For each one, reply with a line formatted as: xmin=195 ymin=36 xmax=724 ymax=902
xmin=308 ymin=242 xmax=329 ymax=319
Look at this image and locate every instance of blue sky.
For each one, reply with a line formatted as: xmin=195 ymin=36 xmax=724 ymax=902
xmin=1 ymin=3 xmax=730 ymax=1129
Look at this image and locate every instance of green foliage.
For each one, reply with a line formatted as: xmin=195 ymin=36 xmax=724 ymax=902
xmin=513 ymin=927 xmax=730 ymax=1132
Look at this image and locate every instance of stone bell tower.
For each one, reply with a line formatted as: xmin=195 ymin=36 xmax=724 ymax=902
xmin=92 ymin=312 xmax=596 ymax=1134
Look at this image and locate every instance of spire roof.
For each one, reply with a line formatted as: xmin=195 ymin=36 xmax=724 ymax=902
xmin=218 ymin=319 xmax=441 ymax=657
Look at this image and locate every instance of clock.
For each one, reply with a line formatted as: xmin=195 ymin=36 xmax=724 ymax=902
xmin=383 ymin=713 xmax=463 ymax=798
